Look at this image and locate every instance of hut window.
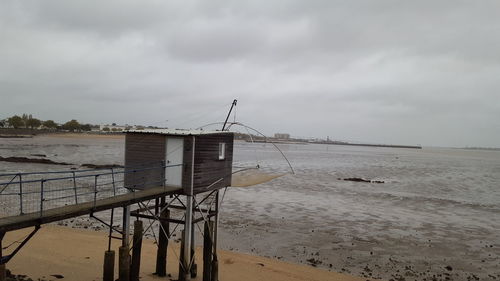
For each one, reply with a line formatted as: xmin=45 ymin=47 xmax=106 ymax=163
xmin=218 ymin=143 xmax=226 ymax=160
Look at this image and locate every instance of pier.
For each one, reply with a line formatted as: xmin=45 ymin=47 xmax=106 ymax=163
xmin=0 ymin=129 xmax=235 ymax=281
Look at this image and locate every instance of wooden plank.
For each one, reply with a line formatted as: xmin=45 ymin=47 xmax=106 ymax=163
xmin=0 ymin=185 xmax=181 ymax=232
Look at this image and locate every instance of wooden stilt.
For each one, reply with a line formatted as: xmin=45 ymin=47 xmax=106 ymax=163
xmin=202 ymin=221 xmax=213 ymax=281
xmin=130 ymin=220 xmax=143 ymax=281
xmin=190 ymin=222 xmax=197 ymax=278
xmin=118 ymin=246 xmax=130 ymax=281
xmin=0 ymin=232 xmax=5 ymax=281
xmin=211 ymin=191 xmax=220 ymax=281
xmin=178 ymin=230 xmax=187 ymax=281
xmin=103 ymin=250 xmax=115 ymax=281
xmin=0 ymin=264 xmax=5 ymax=281
xmin=211 ymin=256 xmax=218 ymax=281
xmin=119 ymin=206 xmax=131 ymax=281
xmin=183 ymin=194 xmax=193 ymax=281
xmin=155 ymin=199 xmax=169 ymax=276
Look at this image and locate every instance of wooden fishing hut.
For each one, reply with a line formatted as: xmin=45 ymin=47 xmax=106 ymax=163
xmin=124 ymin=128 xmax=234 ymax=281
xmin=124 ymin=129 xmax=234 ymax=193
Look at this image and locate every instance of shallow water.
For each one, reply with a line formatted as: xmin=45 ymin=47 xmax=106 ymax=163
xmin=0 ymin=136 xmax=499 ymax=280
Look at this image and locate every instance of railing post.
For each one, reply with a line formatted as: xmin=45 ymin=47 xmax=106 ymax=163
xmin=18 ymin=174 xmax=23 ymax=215
xmin=72 ymin=171 xmax=78 ymax=204
xmin=40 ymin=180 xmax=45 ymax=216
xmin=111 ymin=168 xmax=117 ymax=196
xmin=161 ymin=161 xmax=165 ymax=187
xmin=133 ymin=170 xmax=137 ymax=190
xmin=93 ymin=175 xmax=99 ymax=208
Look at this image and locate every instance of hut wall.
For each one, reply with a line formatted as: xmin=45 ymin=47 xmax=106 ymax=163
xmin=124 ymin=133 xmax=166 ymax=189
xmin=191 ymin=134 xmax=233 ymax=194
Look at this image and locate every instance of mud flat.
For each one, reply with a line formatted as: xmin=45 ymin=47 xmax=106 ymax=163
xmin=4 ymin=225 xmax=366 ymax=281
xmin=1 ymin=135 xmax=499 ymax=281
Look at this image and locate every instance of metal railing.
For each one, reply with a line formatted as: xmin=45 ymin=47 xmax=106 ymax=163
xmin=0 ymin=162 xmax=182 ymax=218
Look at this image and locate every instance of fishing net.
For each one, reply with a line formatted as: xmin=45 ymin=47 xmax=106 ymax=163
xmin=199 ymin=121 xmax=295 ymax=188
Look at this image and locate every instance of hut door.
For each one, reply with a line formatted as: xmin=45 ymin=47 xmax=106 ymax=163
xmin=165 ymin=137 xmax=184 ymax=187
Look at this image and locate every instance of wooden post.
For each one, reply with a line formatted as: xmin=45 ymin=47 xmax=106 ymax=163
xmin=178 ymin=230 xmax=187 ymax=281
xmin=119 ymin=206 xmax=131 ymax=281
xmin=155 ymin=201 xmax=169 ymax=276
xmin=0 ymin=264 xmax=5 ymax=281
xmin=118 ymin=246 xmax=130 ymax=281
xmin=130 ymin=220 xmax=143 ymax=281
xmin=103 ymin=250 xmax=115 ymax=281
xmin=211 ymin=191 xmax=220 ymax=281
xmin=183 ymin=194 xmax=193 ymax=281
xmin=211 ymin=256 xmax=218 ymax=281
xmin=190 ymin=222 xmax=197 ymax=278
xmin=0 ymin=232 xmax=5 ymax=281
xmin=203 ymin=221 xmax=213 ymax=281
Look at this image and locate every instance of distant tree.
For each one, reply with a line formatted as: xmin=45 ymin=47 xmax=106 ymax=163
xmin=26 ymin=117 xmax=41 ymax=129
xmin=102 ymin=127 xmax=110 ymax=132
xmin=80 ymin=124 xmax=92 ymax=131
xmin=42 ymin=120 xmax=57 ymax=129
xmin=0 ymin=120 xmax=5 ymax=128
xmin=62 ymin=119 xmax=80 ymax=132
xmin=112 ymin=123 xmax=117 ymax=126
xmin=21 ymin=114 xmax=29 ymax=128
xmin=8 ymin=115 xmax=24 ymax=129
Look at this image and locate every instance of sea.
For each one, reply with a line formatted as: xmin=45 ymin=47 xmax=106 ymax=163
xmin=0 ymin=135 xmax=499 ymax=280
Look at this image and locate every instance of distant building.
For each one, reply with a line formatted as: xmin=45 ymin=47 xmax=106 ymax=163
xmin=100 ymin=124 xmax=127 ymax=132
xmin=274 ymin=133 xmax=290 ymax=140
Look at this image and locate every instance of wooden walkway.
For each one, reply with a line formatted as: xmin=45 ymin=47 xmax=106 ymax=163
xmin=0 ymin=186 xmax=182 ymax=232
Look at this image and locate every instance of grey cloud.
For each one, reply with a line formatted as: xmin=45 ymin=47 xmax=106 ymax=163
xmin=1 ymin=1 xmax=499 ymax=147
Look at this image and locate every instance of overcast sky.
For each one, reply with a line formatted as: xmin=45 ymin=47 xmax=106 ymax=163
xmin=1 ymin=1 xmax=499 ymax=147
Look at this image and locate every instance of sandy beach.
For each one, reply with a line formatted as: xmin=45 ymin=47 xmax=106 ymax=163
xmin=4 ymin=225 xmax=366 ymax=281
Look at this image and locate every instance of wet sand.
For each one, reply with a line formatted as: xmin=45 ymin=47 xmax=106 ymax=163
xmin=5 ymin=226 xmax=366 ymax=281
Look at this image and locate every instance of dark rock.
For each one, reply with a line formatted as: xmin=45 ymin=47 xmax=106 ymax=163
xmin=30 ymin=154 xmax=46 ymax=157
xmin=342 ymin=177 xmax=371 ymax=183
xmin=81 ymin=163 xmax=123 ymax=169
xmin=0 ymin=156 xmax=71 ymax=165
xmin=306 ymin=258 xmax=322 ymax=267
xmin=341 ymin=177 xmax=385 ymax=183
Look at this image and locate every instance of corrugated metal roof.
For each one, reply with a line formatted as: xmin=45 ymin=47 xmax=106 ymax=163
xmin=125 ymin=128 xmax=230 ymax=136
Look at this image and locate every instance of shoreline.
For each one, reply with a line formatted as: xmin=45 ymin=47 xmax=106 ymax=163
xmin=40 ymin=132 xmax=125 ymax=139
xmin=5 ymin=225 xmax=369 ymax=281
